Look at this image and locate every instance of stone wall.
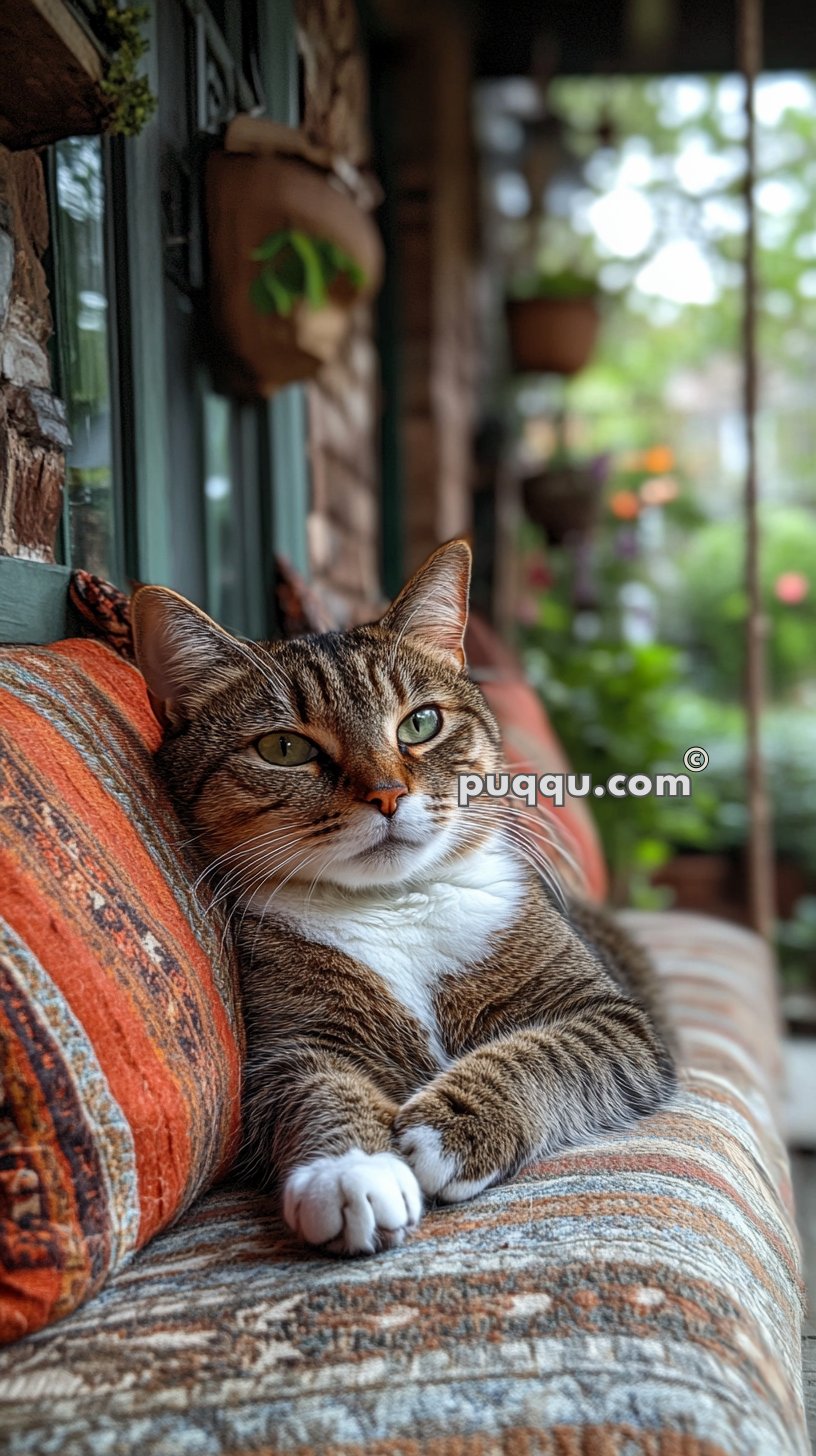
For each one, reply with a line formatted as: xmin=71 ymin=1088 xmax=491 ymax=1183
xmin=0 ymin=147 xmax=68 ymax=561
xmin=295 ymin=0 xmax=383 ymax=621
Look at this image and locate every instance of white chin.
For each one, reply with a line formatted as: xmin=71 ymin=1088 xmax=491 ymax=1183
xmin=325 ymin=833 xmax=449 ymax=889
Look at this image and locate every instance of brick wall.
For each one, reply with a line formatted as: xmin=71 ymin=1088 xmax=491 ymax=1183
xmin=295 ymin=0 xmax=383 ymax=621
xmin=0 ymin=148 xmax=68 ymax=560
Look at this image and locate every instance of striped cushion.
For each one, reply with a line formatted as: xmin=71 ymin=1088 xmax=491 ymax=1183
xmin=0 ymin=641 xmax=243 ymax=1344
xmin=0 ymin=913 xmax=805 ymax=1453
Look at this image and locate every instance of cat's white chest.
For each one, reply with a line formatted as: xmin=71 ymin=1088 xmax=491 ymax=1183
xmin=270 ymin=839 xmax=524 ymax=1062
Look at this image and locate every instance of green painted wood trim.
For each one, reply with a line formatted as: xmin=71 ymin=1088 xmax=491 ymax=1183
xmin=120 ymin=8 xmax=172 ymax=587
xmin=267 ymin=388 xmax=309 ymax=575
xmin=258 ymin=0 xmax=310 ymax=578
xmin=0 ymin=560 xmax=77 ymax=644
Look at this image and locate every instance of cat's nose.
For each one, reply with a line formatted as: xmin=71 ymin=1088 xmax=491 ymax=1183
xmin=363 ymin=783 xmax=407 ymax=817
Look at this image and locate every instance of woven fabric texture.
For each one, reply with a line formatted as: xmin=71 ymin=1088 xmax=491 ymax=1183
xmin=0 ymin=912 xmax=804 ymax=1454
xmin=0 ymin=640 xmax=243 ymax=1344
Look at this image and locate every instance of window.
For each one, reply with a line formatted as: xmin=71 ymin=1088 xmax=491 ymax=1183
xmin=1 ymin=0 xmax=309 ymax=650
xmin=50 ymin=136 xmax=122 ymax=583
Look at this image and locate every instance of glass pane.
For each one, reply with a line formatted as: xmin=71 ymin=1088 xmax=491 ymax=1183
xmin=53 ymin=138 xmax=117 ymax=579
xmin=203 ymin=392 xmax=241 ymax=629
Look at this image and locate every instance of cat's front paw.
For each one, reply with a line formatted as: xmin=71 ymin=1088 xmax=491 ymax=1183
xmin=394 ymin=1089 xmax=508 ymax=1204
xmin=282 ymin=1149 xmax=422 ymax=1255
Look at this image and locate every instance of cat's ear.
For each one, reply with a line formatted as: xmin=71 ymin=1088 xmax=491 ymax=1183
xmin=380 ymin=539 xmax=471 ymax=669
xmin=132 ymin=586 xmax=244 ymax=728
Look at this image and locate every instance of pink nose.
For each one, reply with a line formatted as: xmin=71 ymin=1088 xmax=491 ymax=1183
xmin=363 ymin=783 xmax=407 ymax=817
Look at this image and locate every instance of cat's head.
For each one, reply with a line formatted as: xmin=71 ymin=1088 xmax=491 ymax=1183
xmin=133 ymin=540 xmax=504 ymax=896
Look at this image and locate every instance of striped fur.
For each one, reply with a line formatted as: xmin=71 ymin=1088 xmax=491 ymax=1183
xmin=133 ymin=542 xmax=676 ymax=1256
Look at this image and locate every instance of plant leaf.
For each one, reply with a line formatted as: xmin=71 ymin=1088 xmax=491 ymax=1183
xmin=318 ymin=238 xmax=366 ymax=291
xmin=263 ymin=273 xmax=295 ymax=317
xmin=290 ymin=231 xmax=327 ymax=309
xmin=249 ymin=276 xmax=273 ymax=314
xmin=250 ymin=232 xmax=288 ymax=263
xmin=250 ymin=271 xmax=294 ymax=317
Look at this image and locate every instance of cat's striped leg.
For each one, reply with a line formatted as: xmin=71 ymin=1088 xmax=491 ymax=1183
xmin=243 ymin=1049 xmax=423 ymax=1255
xmin=394 ymin=996 xmax=677 ymax=1203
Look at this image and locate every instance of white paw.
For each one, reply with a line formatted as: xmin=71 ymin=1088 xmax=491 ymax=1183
xmin=282 ymin=1149 xmax=423 ymax=1255
xmin=397 ymin=1124 xmax=496 ymax=1204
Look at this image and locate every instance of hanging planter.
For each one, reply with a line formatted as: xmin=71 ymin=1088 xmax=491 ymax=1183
xmin=522 ymin=459 xmax=605 ymax=544
xmin=506 ymin=273 xmax=600 ymax=377
xmin=205 ymin=117 xmax=384 ymax=398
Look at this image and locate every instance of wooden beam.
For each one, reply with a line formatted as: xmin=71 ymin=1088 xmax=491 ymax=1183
xmin=0 ymin=0 xmax=110 ymax=151
xmin=739 ymin=0 xmax=776 ymax=942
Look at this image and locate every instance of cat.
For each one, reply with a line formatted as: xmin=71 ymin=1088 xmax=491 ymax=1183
xmin=132 ymin=540 xmax=677 ymax=1256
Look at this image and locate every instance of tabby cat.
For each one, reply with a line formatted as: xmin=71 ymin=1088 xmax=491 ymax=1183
xmin=133 ymin=541 xmax=677 ymax=1255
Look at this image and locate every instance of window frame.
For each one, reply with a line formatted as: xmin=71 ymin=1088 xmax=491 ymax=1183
xmin=0 ymin=0 xmax=310 ymax=648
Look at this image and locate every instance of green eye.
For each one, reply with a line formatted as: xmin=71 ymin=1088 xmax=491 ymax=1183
xmin=397 ymin=706 xmax=442 ymax=746
xmin=256 ymin=732 xmax=319 ymax=766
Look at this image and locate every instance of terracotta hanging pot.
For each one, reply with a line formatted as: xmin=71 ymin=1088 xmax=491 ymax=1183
xmin=506 ymin=295 xmax=600 ymax=376
xmin=205 ymin=117 xmax=384 ymax=398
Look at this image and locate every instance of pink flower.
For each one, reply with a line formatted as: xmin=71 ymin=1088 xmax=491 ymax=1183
xmin=774 ymin=572 xmax=809 ymax=605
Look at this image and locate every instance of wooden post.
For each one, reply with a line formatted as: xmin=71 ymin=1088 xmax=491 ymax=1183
xmin=739 ymin=0 xmax=776 ymax=941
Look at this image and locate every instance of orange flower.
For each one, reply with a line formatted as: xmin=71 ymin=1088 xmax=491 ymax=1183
xmin=609 ymin=489 xmax=640 ymax=520
xmin=643 ymin=445 xmax=675 ymax=474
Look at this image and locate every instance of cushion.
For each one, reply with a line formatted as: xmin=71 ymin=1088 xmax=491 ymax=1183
xmin=0 ymin=640 xmax=243 ymax=1344
xmin=465 ymin=613 xmax=609 ymax=902
xmin=0 ymin=914 xmax=804 ymax=1455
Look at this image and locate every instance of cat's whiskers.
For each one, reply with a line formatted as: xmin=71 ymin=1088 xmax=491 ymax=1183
xmin=197 ymin=831 xmax=315 ymax=921
xmin=244 ymin=843 xmax=328 ymax=962
xmin=464 ymin=799 xmax=585 ymax=883
xmin=218 ymin=840 xmax=326 ymax=957
xmin=481 ymin=766 xmax=586 ymax=859
xmin=203 ymin=827 xmax=333 ymax=914
xmin=191 ymin=818 xmax=314 ymax=898
xmin=459 ymin=801 xmax=571 ymax=860
xmin=455 ymin=815 xmax=568 ymax=908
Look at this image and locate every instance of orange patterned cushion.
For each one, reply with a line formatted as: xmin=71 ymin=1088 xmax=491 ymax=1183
xmin=0 ymin=640 xmax=243 ymax=1344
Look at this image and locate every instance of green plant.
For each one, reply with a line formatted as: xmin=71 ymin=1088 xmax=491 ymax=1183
xmin=508 ymin=267 xmax=598 ymax=303
xmin=249 ymin=231 xmax=366 ymax=318
xmin=777 ymin=897 xmax=816 ymax=989
xmin=97 ymin=2 xmax=157 ymax=137
xmin=519 ymin=590 xmax=683 ymax=905
xmin=672 ymin=507 xmax=816 ymax=699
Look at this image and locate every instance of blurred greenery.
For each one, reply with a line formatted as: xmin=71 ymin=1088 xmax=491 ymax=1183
xmin=670 ymin=508 xmax=816 ymax=697
xmin=519 ymin=579 xmax=683 ymax=905
xmin=505 ymin=75 xmax=816 ymax=985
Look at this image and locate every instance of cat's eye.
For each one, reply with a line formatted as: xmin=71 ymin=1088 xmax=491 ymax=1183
xmin=397 ymin=706 xmax=442 ymax=746
xmin=256 ymin=732 xmax=319 ymax=767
